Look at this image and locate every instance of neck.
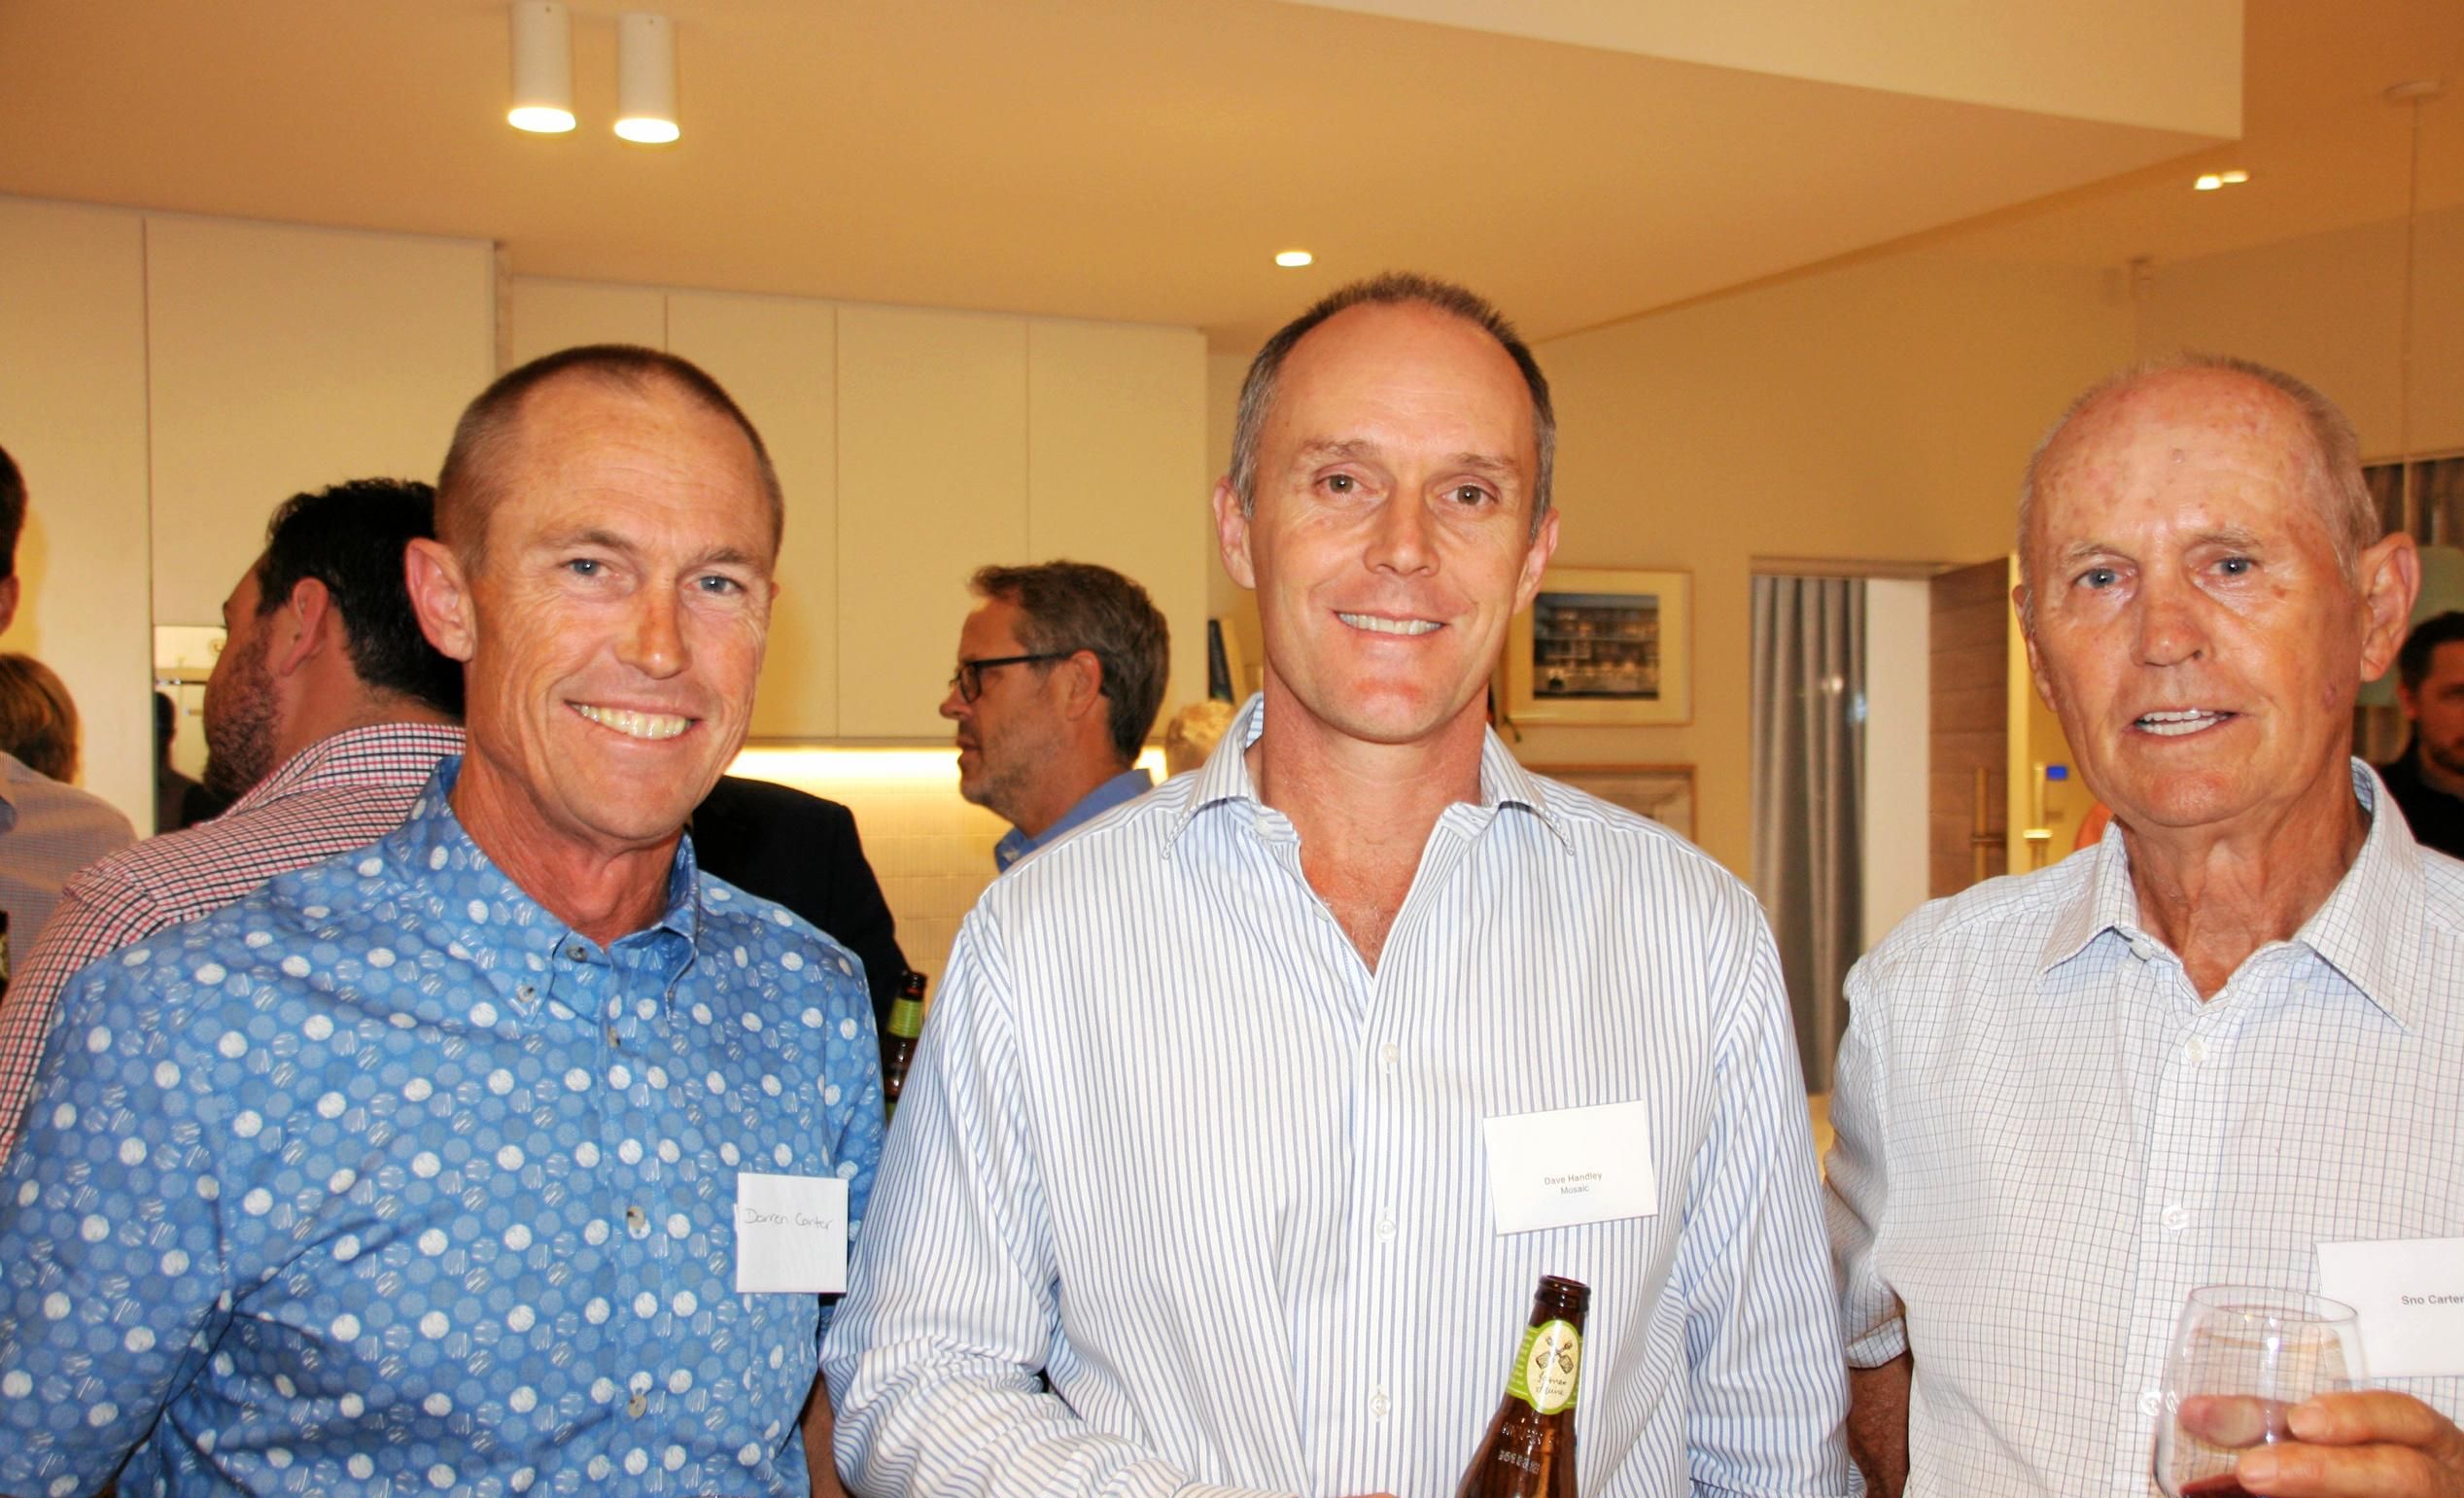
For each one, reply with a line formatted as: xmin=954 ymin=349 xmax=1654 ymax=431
xmin=2122 ymin=767 xmax=2368 ymax=999
xmin=1007 ymin=752 xmax=1133 ymax=841
xmin=276 ymin=685 xmax=457 ymax=769
xmin=448 ymin=749 xmax=677 ymax=947
xmin=1250 ymin=678 xmax=1488 ymax=968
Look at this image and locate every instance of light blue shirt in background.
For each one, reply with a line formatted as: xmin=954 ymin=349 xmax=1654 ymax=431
xmin=992 ymin=765 xmax=1153 ymax=872
xmin=826 ymin=696 xmax=1848 ymax=1498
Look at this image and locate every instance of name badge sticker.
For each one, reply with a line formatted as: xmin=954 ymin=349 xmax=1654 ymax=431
xmin=734 ymin=1171 xmax=849 ymax=1295
xmin=1481 ymin=1100 xmax=1657 ymax=1236
xmin=2317 ymin=1237 xmax=2464 ymax=1378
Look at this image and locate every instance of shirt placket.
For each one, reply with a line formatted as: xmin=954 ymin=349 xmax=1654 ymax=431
xmin=573 ymin=934 xmax=678 ymax=1439
xmin=2115 ymin=940 xmax=2235 ymax=1495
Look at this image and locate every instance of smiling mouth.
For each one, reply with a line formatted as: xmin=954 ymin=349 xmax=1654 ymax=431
xmin=2134 ymin=708 xmax=2234 ymax=738
xmin=572 ymin=703 xmax=694 ymax=741
xmin=1337 ymin=611 xmax=1441 ymax=637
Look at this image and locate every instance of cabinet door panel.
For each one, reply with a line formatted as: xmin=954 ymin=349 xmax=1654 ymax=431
xmin=509 ymin=278 xmax=665 ymax=366
xmin=1026 ymin=319 xmax=1209 ymax=731
xmin=836 ymin=305 xmax=1026 ymax=739
xmin=146 ymin=216 xmax=494 ymax=627
xmin=668 ymin=290 xmax=838 ymax=739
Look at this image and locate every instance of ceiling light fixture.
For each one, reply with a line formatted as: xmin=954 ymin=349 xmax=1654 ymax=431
xmin=1274 ymin=250 xmax=1313 ymax=267
xmin=2220 ymin=169 xmax=2248 ymax=184
xmin=2194 ymin=174 xmax=2223 ymax=191
xmin=614 ymin=13 xmax=680 ymax=145
xmin=507 ymin=1 xmax=575 ymax=134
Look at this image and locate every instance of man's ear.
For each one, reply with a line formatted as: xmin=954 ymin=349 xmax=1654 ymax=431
xmin=1213 ymin=477 xmax=1256 ymax=590
xmin=2356 ymin=532 xmax=2421 ymax=685
xmin=265 ymin=576 xmax=335 ymax=679
xmin=404 ymin=539 xmax=478 ymax=664
xmin=1059 ymin=649 xmax=1106 ymax=722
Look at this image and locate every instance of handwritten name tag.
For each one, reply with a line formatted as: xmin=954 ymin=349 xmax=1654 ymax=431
xmin=2317 ymin=1237 xmax=2464 ymax=1379
xmin=1481 ymin=1100 xmax=1657 ymax=1236
xmin=734 ymin=1171 xmax=849 ymax=1295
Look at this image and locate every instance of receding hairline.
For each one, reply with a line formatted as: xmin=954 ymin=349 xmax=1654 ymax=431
xmin=2014 ymin=355 xmax=2378 ymax=619
xmin=436 ymin=355 xmax=784 ymax=565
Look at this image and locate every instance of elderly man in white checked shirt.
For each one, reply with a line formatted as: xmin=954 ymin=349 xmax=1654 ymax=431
xmin=823 ymin=272 xmax=1849 ymax=1497
xmin=1828 ymin=355 xmax=2464 ymax=1497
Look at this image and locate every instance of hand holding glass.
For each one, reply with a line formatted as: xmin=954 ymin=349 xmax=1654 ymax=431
xmin=2153 ymin=1286 xmax=2367 ymax=1497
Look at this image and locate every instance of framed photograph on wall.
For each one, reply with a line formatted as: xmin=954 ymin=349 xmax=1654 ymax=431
xmin=1537 ymin=763 xmax=1695 ymax=842
xmin=1505 ymin=566 xmax=1691 ymax=724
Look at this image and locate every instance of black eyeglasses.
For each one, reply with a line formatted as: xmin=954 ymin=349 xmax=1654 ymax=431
xmin=949 ymin=652 xmax=1072 ymax=704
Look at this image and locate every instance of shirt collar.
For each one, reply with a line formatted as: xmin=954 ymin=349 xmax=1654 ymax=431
xmin=993 ymin=765 xmax=1156 ymax=871
xmin=229 ymin=721 xmax=468 ymax=815
xmin=390 ymin=756 xmax=705 ymax=1016
xmin=2038 ymin=758 xmax=2424 ymax=1028
xmin=1166 ymin=693 xmax=1570 ymax=850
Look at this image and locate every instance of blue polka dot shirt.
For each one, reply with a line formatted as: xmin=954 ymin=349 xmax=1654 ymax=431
xmin=0 ymin=758 xmax=885 ymax=1497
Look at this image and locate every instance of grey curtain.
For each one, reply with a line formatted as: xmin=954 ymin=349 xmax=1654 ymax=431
xmin=1750 ymin=575 xmax=1865 ymax=1094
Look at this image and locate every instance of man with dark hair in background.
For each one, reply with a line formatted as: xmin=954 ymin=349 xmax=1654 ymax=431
xmin=0 ymin=477 xmax=464 ymax=1157
xmin=0 ymin=443 xmax=24 ymax=634
xmin=2380 ymin=609 xmax=2464 ymax=859
xmin=939 ymin=559 xmax=1169 ymax=871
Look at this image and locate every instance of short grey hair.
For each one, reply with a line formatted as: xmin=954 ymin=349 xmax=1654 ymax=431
xmin=1227 ymin=271 xmax=1556 ymax=538
xmin=2014 ymin=352 xmax=2380 ymax=624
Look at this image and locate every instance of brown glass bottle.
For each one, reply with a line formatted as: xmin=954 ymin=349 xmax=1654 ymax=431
xmin=1455 ymin=1274 xmax=1588 ymax=1498
xmin=0 ymin=911 xmax=11 ymax=1000
xmin=880 ymin=969 xmax=925 ymax=1120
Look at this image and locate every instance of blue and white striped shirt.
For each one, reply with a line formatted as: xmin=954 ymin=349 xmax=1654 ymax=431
xmin=823 ymin=696 xmax=1848 ymax=1497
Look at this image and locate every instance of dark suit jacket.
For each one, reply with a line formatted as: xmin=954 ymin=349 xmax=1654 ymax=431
xmin=690 ymin=775 xmax=909 ymax=1031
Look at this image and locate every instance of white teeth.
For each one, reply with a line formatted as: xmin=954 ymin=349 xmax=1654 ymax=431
xmin=573 ymin=704 xmax=691 ymax=741
xmin=1337 ymin=612 xmax=1440 ymax=637
xmin=2136 ymin=709 xmax=2224 ymax=737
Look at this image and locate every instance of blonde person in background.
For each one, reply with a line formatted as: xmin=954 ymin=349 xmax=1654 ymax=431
xmin=1163 ymin=698 xmax=1236 ymax=777
xmin=0 ymin=651 xmax=134 ymax=948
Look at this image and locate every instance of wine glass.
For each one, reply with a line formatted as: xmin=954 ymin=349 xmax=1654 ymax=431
xmin=2152 ymin=1285 xmax=2367 ymax=1497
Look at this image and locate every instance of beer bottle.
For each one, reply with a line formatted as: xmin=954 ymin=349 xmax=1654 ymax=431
xmin=0 ymin=911 xmax=11 ymax=999
xmin=1455 ymin=1274 xmax=1588 ymax=1498
xmin=880 ymin=969 xmax=925 ymax=1120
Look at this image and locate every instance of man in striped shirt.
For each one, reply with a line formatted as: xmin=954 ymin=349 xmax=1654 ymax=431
xmin=1828 ymin=357 xmax=2464 ymax=1495
xmin=0 ymin=477 xmax=462 ymax=1157
xmin=824 ymin=274 xmax=1848 ymax=1497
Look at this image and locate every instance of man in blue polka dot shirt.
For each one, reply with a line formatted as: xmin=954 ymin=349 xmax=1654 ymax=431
xmin=0 ymin=345 xmax=885 ymax=1497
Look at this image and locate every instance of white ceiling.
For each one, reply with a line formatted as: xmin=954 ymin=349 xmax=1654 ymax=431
xmin=0 ymin=1 xmax=2456 ymax=348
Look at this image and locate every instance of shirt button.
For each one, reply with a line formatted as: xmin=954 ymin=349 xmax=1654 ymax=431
xmin=2128 ymin=937 xmax=2159 ymax=961
xmin=2140 ymin=1390 xmax=2165 ymax=1417
xmin=1375 ymin=1214 xmax=1397 ymax=1243
xmin=568 ymin=943 xmax=589 ymax=961
xmin=2183 ymin=1036 xmax=2208 ymax=1065
xmin=627 ymin=1391 xmax=647 ymax=1417
xmin=607 ymin=1027 xmax=621 ymax=1047
xmin=626 ymin=1205 xmax=648 ymax=1237
xmin=1370 ymin=1386 xmax=1391 ymax=1419
xmin=2161 ymin=1204 xmax=2191 ymax=1232
xmin=1379 ymin=1043 xmax=1399 ymax=1074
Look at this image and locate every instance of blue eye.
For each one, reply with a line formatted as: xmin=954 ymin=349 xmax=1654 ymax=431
xmin=696 ymin=574 xmax=741 ymax=595
xmin=566 ymin=558 xmax=603 ymax=577
xmin=2218 ymin=556 xmax=2252 ymax=575
xmin=2082 ymin=568 xmax=2118 ymax=589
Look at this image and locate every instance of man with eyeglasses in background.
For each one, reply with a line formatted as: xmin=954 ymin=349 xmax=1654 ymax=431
xmin=938 ymin=561 xmax=1169 ymax=871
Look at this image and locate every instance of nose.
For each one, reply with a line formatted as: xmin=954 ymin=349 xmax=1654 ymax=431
xmin=2134 ymin=570 xmax=2207 ymax=667
xmin=939 ymin=679 xmax=969 ymax=721
xmin=620 ymin=585 xmax=687 ymax=679
xmin=1367 ymin=494 xmax=1437 ymax=575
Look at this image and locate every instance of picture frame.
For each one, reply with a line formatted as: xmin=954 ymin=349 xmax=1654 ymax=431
xmin=1505 ymin=566 xmax=1691 ymax=725
xmin=1536 ymin=763 xmax=1696 ymax=842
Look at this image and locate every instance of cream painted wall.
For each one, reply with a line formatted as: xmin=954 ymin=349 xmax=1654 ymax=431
xmin=1530 ymin=252 xmax=2134 ymax=876
xmin=2138 ymin=202 xmax=2464 ymax=460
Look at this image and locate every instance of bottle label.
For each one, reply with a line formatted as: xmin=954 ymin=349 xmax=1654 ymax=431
xmin=885 ymin=997 xmax=924 ymax=1039
xmin=1506 ymin=1318 xmax=1581 ymax=1414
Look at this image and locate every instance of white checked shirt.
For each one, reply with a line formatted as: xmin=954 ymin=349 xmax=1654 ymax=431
xmin=1827 ymin=762 xmax=2464 ymax=1496
xmin=823 ymin=696 xmax=1848 ymax=1498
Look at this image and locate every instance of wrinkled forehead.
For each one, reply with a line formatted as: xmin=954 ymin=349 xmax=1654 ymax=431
xmin=2030 ymin=371 xmax=2327 ymax=549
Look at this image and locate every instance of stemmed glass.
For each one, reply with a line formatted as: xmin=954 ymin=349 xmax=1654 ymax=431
xmin=2152 ymin=1286 xmax=2368 ymax=1497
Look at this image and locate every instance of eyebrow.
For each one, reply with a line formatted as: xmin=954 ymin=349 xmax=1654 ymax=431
xmin=1293 ymin=437 xmax=1524 ymax=478
xmin=2051 ymin=524 xmax=2271 ymax=568
xmin=544 ymin=528 xmax=765 ymax=572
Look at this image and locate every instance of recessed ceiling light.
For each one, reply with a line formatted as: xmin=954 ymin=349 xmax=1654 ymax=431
xmin=2220 ymin=169 xmax=2249 ymax=184
xmin=2195 ymin=174 xmax=2224 ymax=191
xmin=1275 ymin=250 xmax=1313 ymax=268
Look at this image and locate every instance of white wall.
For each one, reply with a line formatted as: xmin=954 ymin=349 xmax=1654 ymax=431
xmin=1861 ymin=577 xmax=1930 ymax=949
